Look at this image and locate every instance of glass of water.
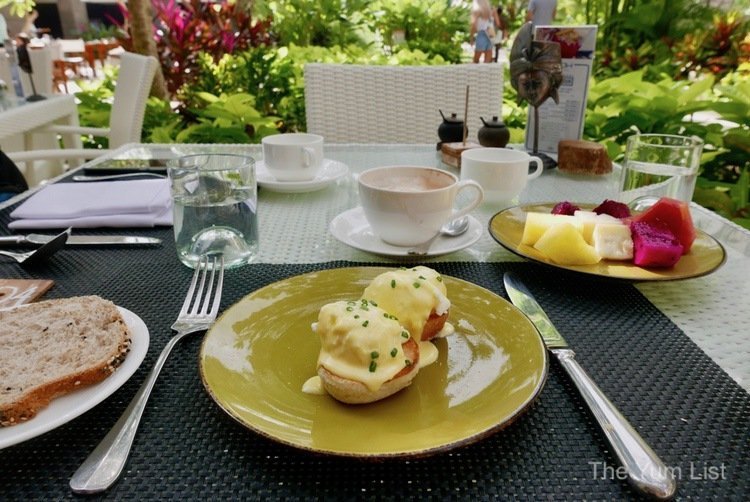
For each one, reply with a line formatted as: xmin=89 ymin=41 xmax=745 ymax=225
xmin=618 ymin=134 xmax=704 ymax=208
xmin=168 ymin=153 xmax=259 ymax=269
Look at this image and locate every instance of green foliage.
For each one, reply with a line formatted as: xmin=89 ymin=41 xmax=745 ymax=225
xmin=363 ymin=0 xmax=470 ymax=63
xmin=254 ymin=0 xmax=371 ymax=47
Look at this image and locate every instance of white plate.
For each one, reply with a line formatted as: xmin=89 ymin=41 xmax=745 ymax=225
xmin=256 ymin=159 xmax=349 ymax=193
xmin=329 ymin=207 xmax=483 ymax=257
xmin=0 ymin=307 xmax=149 ymax=449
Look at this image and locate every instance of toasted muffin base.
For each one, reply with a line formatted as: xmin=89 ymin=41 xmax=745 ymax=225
xmin=318 ymin=338 xmax=420 ymax=404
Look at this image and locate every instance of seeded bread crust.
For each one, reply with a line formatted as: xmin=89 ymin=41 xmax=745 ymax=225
xmin=0 ymin=296 xmax=132 ymax=427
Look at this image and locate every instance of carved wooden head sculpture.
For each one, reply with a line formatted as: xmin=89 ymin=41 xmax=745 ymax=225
xmin=509 ymin=22 xmax=563 ymax=108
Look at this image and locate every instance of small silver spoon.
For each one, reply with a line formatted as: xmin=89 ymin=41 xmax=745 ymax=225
xmin=0 ymin=228 xmax=70 ymax=266
xmin=407 ymin=216 xmax=470 ymax=256
xmin=72 ymin=173 xmax=166 ymax=182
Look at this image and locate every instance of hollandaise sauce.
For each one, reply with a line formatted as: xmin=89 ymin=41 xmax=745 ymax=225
xmin=312 ymin=300 xmax=413 ymax=392
xmin=361 ymin=266 xmax=450 ymax=340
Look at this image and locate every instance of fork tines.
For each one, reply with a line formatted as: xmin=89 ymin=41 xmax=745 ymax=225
xmin=180 ymin=255 xmax=225 ymax=320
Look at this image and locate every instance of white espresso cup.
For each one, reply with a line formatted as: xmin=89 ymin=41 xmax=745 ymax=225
xmin=358 ymin=166 xmax=484 ymax=246
xmin=262 ymin=133 xmax=324 ymax=181
xmin=460 ymin=148 xmax=543 ymax=207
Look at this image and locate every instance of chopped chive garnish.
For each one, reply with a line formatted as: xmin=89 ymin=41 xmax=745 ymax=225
xmin=390 ymin=348 xmax=398 ymax=357
xmin=404 ymin=359 xmax=412 ymax=367
xmin=346 ymin=306 xmax=353 ymax=312
xmin=369 ymin=361 xmax=377 ymax=372
xmin=371 ymin=351 xmax=379 ymax=359
xmin=419 ymin=275 xmax=426 ymax=280
xmin=413 ymin=282 xmax=421 ymax=289
xmin=401 ymin=330 xmax=409 ymax=339
xmin=362 ymin=320 xmax=369 ymax=327
xmin=390 ymin=279 xmax=396 ymax=288
xmin=437 ymin=276 xmax=443 ymax=282
xmin=354 ymin=314 xmax=360 ymax=319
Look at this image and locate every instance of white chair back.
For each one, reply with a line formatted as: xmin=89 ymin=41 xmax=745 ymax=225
xmin=304 ymin=63 xmax=504 ymax=143
xmin=20 ymin=45 xmax=53 ymax=96
xmin=108 ymin=51 xmax=158 ymax=147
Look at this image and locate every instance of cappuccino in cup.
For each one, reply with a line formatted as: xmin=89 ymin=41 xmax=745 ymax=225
xmin=358 ymin=166 xmax=483 ymax=246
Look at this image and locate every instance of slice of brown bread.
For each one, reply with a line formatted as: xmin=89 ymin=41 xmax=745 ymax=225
xmin=0 ymin=295 xmax=132 ymax=427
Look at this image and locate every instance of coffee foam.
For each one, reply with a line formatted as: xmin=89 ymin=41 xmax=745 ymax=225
xmin=365 ymin=173 xmax=451 ymax=192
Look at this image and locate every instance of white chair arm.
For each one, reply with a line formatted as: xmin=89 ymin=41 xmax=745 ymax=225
xmin=41 ymin=124 xmax=112 ymax=138
xmin=8 ymin=148 xmax=112 ymax=163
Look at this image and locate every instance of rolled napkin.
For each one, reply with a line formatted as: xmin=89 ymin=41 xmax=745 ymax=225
xmin=9 ymin=179 xmax=173 ymax=229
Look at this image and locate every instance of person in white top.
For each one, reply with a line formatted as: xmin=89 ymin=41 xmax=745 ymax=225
xmin=470 ymin=0 xmax=500 ymax=63
xmin=526 ymin=0 xmax=557 ymax=26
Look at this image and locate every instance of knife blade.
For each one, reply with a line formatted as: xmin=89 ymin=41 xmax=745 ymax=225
xmin=503 ymin=272 xmax=677 ymax=500
xmin=0 ymin=234 xmax=162 ymax=246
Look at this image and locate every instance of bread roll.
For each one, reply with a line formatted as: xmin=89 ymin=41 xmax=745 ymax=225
xmin=558 ymin=140 xmax=612 ymax=175
xmin=0 ymin=296 xmax=132 ymax=426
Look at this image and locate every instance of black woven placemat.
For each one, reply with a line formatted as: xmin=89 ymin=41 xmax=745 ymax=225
xmin=1 ymin=228 xmax=749 ymax=501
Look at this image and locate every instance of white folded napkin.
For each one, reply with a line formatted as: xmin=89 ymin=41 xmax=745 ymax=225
xmin=9 ymin=179 xmax=173 ymax=229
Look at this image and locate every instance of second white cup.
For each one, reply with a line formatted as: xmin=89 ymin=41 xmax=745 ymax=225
xmin=460 ymin=148 xmax=543 ymax=207
xmin=262 ymin=133 xmax=324 ymax=181
xmin=358 ymin=166 xmax=484 ymax=246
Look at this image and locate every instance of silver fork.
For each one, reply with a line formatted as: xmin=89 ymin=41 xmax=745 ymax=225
xmin=69 ymin=255 xmax=225 ymax=494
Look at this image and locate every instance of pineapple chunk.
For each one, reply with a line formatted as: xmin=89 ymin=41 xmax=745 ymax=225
xmin=534 ymin=223 xmax=601 ymax=265
xmin=573 ymin=210 xmax=622 ymax=244
xmin=593 ymin=223 xmax=634 ymax=260
xmin=521 ymin=213 xmax=584 ymax=246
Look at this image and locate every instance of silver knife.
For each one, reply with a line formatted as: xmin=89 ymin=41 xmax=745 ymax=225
xmin=0 ymin=234 xmax=162 ymax=246
xmin=503 ymin=272 xmax=677 ymax=500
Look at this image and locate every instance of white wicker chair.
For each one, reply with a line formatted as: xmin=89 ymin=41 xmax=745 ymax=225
xmin=304 ymin=63 xmax=503 ymax=143
xmin=9 ymin=51 xmax=158 ymax=169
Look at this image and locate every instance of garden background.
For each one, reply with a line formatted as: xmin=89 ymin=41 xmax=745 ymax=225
xmin=6 ymin=0 xmax=750 ymax=228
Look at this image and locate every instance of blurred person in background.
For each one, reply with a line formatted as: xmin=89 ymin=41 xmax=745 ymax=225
xmin=526 ymin=0 xmax=556 ymax=26
xmin=470 ymin=0 xmax=501 ymax=63
xmin=493 ymin=3 xmax=509 ymax=62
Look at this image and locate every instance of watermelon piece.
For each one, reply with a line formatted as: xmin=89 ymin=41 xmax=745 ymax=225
xmin=551 ymin=201 xmax=581 ymax=216
xmin=631 ymin=197 xmax=696 ymax=254
xmin=593 ymin=199 xmax=631 ymax=219
xmin=630 ymin=221 xmax=683 ymax=268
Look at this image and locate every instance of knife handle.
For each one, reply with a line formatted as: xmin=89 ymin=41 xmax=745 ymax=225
xmin=0 ymin=235 xmax=25 ymax=245
xmin=554 ymin=349 xmax=677 ymax=500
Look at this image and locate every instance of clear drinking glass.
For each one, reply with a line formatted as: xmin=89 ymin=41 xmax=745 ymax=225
xmin=618 ymin=134 xmax=704 ymax=208
xmin=168 ymin=153 xmax=258 ymax=269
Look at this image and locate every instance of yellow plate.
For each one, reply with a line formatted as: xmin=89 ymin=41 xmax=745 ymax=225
xmin=200 ymin=267 xmax=548 ymax=458
xmin=489 ymin=203 xmax=726 ymax=281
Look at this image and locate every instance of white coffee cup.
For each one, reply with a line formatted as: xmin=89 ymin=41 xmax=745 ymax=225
xmin=460 ymin=148 xmax=543 ymax=207
xmin=358 ymin=166 xmax=484 ymax=246
xmin=262 ymin=133 xmax=324 ymax=181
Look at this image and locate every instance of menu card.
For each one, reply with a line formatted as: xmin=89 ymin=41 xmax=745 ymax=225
xmin=524 ymin=25 xmax=598 ymax=154
xmin=0 ymin=279 xmax=54 ymax=310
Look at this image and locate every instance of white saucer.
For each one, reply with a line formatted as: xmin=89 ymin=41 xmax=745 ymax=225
xmin=256 ymin=159 xmax=349 ymax=193
xmin=329 ymin=207 xmax=483 ymax=257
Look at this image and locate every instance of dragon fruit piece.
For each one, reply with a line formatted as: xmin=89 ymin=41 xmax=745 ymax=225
xmin=551 ymin=201 xmax=581 ymax=215
xmin=630 ymin=221 xmax=683 ymax=268
xmin=593 ymin=199 xmax=631 ymax=219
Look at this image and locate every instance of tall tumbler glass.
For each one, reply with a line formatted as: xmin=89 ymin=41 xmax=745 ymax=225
xmin=168 ymin=153 xmax=259 ymax=269
xmin=618 ymin=134 xmax=703 ymax=210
